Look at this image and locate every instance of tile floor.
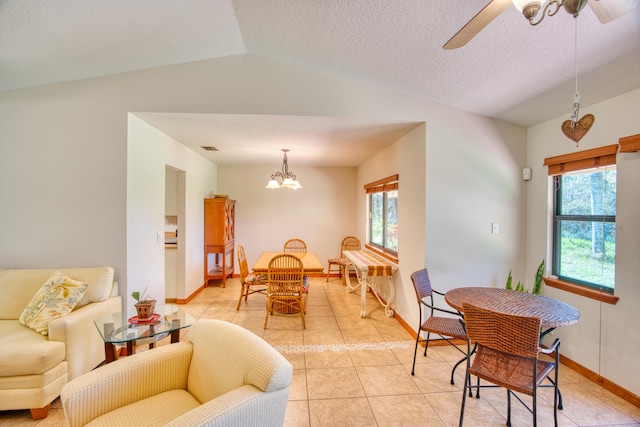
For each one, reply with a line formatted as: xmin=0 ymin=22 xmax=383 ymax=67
xmin=2 ymin=276 xmax=639 ymax=426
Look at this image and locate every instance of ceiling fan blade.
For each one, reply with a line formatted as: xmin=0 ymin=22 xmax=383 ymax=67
xmin=589 ymin=0 xmax=640 ymax=23
xmin=443 ymin=0 xmax=512 ymax=50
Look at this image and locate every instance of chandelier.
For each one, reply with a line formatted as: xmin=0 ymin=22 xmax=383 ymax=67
xmin=265 ymin=149 xmax=303 ymax=190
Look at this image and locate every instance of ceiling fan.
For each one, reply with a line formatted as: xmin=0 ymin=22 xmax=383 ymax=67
xmin=444 ymin=0 xmax=640 ymax=49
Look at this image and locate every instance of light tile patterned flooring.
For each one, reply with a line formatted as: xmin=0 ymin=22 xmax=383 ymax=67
xmin=2 ymin=277 xmax=639 ymax=426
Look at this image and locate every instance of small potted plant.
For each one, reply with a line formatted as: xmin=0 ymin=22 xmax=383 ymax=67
xmin=505 ymin=259 xmax=545 ymax=295
xmin=131 ymin=287 xmax=156 ymax=320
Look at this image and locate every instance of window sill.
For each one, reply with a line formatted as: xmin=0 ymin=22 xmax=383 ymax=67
xmin=364 ymin=244 xmax=398 ymax=264
xmin=543 ymin=277 xmax=619 ymax=305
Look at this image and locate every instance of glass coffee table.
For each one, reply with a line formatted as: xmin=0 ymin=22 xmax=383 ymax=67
xmin=94 ymin=304 xmax=196 ymax=363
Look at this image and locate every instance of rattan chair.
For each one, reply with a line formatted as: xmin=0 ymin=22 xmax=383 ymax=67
xmin=410 ymin=268 xmax=468 ymax=382
xmin=236 ymin=245 xmax=267 ymax=310
xmin=265 ymin=254 xmax=306 ymax=329
xmin=459 ymin=302 xmax=561 ymax=427
xmin=326 ymin=236 xmax=360 ymax=285
xmin=283 ymin=238 xmax=307 ymax=253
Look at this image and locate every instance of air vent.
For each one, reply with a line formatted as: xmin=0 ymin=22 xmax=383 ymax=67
xmin=201 ymin=146 xmax=219 ymax=151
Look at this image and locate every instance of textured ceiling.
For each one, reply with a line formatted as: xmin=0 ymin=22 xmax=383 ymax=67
xmin=135 ymin=113 xmax=422 ymax=167
xmin=2 ymin=0 xmax=639 ymax=166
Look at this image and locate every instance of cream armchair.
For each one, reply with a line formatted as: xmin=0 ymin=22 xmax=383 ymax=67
xmin=61 ymin=319 xmax=293 ymax=427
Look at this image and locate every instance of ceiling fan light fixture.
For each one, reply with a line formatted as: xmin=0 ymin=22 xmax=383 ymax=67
xmin=514 ymin=0 xmax=567 ymax=25
xmin=446 ymin=0 xmax=638 ymax=50
xmin=563 ymin=0 xmax=590 ymax=17
xmin=513 ymin=0 xmax=543 ymax=18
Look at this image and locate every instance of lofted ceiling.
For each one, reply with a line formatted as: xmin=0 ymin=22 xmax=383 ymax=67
xmin=2 ymin=0 xmax=639 ymax=166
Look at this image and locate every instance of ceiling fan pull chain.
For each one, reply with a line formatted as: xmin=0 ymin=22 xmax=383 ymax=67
xmin=571 ymin=93 xmax=580 ymax=129
xmin=571 ymin=16 xmax=580 ymax=130
xmin=560 ymin=14 xmax=594 ymax=149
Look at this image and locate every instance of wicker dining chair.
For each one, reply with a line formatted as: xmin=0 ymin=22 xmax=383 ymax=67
xmin=265 ymin=254 xmax=306 ymax=329
xmin=459 ymin=302 xmax=561 ymax=427
xmin=236 ymin=245 xmax=267 ymax=310
xmin=283 ymin=238 xmax=307 ymax=253
xmin=326 ymin=236 xmax=360 ymax=285
xmin=410 ymin=269 xmax=469 ymax=382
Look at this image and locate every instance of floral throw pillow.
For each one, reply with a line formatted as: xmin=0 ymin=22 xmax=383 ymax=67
xmin=19 ymin=271 xmax=88 ymax=335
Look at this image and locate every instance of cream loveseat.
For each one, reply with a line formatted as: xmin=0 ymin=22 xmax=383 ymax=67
xmin=62 ymin=319 xmax=293 ymax=427
xmin=0 ymin=267 xmax=121 ymax=419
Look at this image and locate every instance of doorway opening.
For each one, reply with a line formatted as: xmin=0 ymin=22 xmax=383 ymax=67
xmin=165 ymin=166 xmax=186 ymax=301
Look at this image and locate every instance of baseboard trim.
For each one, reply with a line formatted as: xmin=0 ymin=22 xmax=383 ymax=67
xmin=175 ymin=284 xmax=205 ymax=304
xmin=396 ymin=311 xmax=638 ymax=407
xmin=559 ymin=354 xmax=640 ymax=407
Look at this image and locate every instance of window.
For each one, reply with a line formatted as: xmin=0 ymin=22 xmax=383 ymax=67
xmin=545 ymin=144 xmax=618 ymax=293
xmin=553 ymin=168 xmax=616 ymax=291
xmin=364 ymin=174 xmax=398 ymax=258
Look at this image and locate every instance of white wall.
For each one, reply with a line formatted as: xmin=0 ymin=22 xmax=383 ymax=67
xmin=426 ymin=106 xmax=529 ymax=287
xmin=357 ymin=112 xmax=528 ymax=328
xmin=0 ymin=80 xmax=129 ymax=284
xmin=0 ymin=53 xmax=525 ymax=366
xmin=127 ymin=115 xmax=217 ymax=306
xmin=218 ymin=164 xmax=358 ymax=270
xmin=357 ymin=124 xmax=428 ymax=323
xmin=1 ymin=49 xmax=636 ymax=397
xmin=1 ymin=53 xmax=425 ymax=308
xmin=0 ymin=54 xmax=527 ymax=320
xmin=525 ymin=88 xmax=640 ymax=396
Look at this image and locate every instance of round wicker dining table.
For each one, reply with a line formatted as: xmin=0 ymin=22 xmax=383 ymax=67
xmin=445 ymin=287 xmax=580 ymax=330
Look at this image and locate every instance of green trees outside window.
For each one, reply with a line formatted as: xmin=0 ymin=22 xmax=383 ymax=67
xmin=369 ymin=189 xmax=398 ymax=254
xmin=553 ymin=168 xmax=616 ymax=291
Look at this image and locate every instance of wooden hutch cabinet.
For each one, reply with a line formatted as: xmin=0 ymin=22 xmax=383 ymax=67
xmin=204 ymin=198 xmax=235 ymax=287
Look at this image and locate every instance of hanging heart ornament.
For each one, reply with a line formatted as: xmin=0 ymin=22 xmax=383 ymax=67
xmin=561 ymin=114 xmax=594 ymax=144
